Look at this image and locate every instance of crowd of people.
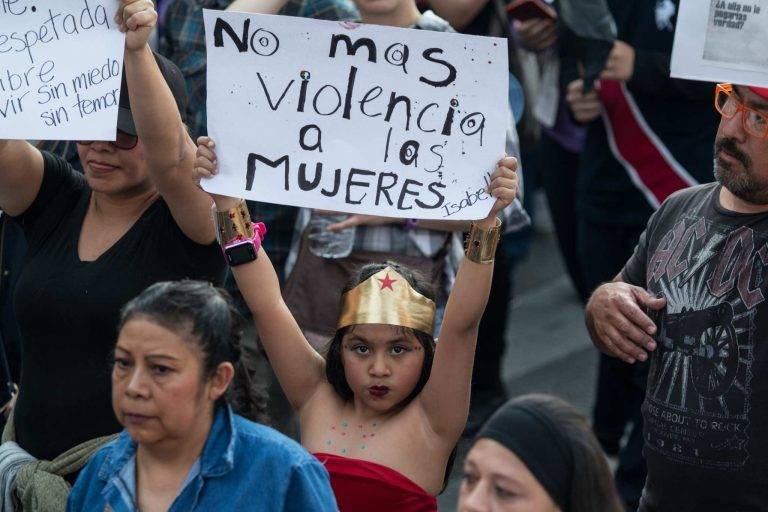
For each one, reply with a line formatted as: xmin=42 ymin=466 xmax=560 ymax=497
xmin=0 ymin=0 xmax=767 ymax=511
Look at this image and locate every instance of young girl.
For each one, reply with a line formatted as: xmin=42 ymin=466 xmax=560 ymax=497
xmin=196 ymin=137 xmax=518 ymax=511
xmin=67 ymin=281 xmax=337 ymax=512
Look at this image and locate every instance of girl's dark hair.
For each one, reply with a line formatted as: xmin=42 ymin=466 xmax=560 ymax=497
xmin=118 ymin=280 xmax=268 ymax=424
xmin=324 ymin=261 xmax=436 ymax=406
xmin=502 ymin=394 xmax=624 ymax=512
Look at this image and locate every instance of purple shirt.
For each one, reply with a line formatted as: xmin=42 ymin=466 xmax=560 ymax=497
xmin=543 ymin=97 xmax=586 ymax=154
xmin=509 ymin=21 xmax=586 ymax=153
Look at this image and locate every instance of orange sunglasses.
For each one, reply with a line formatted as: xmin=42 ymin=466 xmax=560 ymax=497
xmin=714 ymin=83 xmax=768 ymax=139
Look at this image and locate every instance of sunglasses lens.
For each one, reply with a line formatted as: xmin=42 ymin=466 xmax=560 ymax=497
xmin=115 ymin=131 xmax=138 ymax=150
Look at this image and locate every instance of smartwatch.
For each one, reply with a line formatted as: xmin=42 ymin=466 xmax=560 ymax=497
xmin=223 ymin=222 xmax=267 ymax=266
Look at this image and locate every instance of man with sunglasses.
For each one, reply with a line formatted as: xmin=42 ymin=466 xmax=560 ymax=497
xmin=586 ymin=84 xmax=768 ymax=511
xmin=0 ymin=0 xmax=226 ymax=491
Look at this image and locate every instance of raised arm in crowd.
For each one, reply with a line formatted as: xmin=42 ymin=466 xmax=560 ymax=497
xmin=195 ymin=133 xmax=518 ymax=509
xmin=0 ymin=1 xmax=226 ymax=505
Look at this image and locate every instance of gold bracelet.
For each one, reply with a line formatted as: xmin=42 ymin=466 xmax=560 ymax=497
xmin=214 ymin=199 xmax=254 ymax=244
xmin=465 ymin=217 xmax=502 ymax=264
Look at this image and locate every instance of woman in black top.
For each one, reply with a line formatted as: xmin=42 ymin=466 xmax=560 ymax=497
xmin=0 ymin=0 xmax=225 ymax=463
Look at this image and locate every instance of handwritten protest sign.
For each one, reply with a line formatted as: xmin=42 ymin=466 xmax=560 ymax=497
xmin=672 ymin=0 xmax=768 ymax=87
xmin=0 ymin=0 xmax=124 ymax=140
xmin=204 ymin=11 xmax=509 ymax=220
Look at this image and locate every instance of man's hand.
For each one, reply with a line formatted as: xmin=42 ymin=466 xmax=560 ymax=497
xmin=600 ymin=40 xmax=636 ymax=82
xmin=116 ymin=0 xmax=157 ymax=52
xmin=513 ymin=18 xmax=557 ymax=52
xmin=586 ymin=282 xmax=666 ymax=364
xmin=566 ymin=79 xmax=602 ymax=123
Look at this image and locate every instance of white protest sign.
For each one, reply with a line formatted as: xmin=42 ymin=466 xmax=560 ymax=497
xmin=0 ymin=0 xmax=124 ymax=140
xmin=204 ymin=11 xmax=509 ymax=220
xmin=671 ymin=0 xmax=768 ymax=87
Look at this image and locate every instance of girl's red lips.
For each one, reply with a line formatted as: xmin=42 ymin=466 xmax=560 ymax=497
xmin=369 ymin=386 xmax=390 ymax=397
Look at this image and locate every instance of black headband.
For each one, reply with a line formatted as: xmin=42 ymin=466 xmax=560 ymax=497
xmin=476 ymin=401 xmax=574 ymax=510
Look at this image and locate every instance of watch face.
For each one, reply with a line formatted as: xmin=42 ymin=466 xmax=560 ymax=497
xmin=225 ymin=242 xmax=257 ymax=266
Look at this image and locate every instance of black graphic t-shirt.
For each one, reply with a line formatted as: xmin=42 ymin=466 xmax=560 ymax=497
xmin=10 ymin=152 xmax=227 ymax=460
xmin=623 ymin=183 xmax=768 ymax=512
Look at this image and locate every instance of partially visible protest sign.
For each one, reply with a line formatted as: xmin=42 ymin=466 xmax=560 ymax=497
xmin=204 ymin=11 xmax=509 ymax=220
xmin=672 ymin=0 xmax=768 ymax=87
xmin=0 ymin=0 xmax=124 ymax=140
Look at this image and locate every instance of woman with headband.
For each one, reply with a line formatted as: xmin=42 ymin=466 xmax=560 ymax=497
xmin=458 ymin=394 xmax=624 ymax=512
xmin=195 ymin=137 xmax=518 ymax=511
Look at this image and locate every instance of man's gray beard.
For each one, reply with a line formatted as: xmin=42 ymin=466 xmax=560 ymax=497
xmin=713 ymin=157 xmax=768 ymax=205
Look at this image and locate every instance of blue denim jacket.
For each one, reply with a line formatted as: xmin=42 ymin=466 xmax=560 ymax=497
xmin=67 ymin=406 xmax=338 ymax=511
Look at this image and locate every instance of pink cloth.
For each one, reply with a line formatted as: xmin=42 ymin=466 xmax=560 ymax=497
xmin=314 ymin=453 xmax=437 ymax=512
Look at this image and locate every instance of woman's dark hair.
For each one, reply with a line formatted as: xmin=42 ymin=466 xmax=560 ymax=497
xmin=118 ymin=280 xmax=268 ymax=424
xmin=324 ymin=261 xmax=436 ymax=407
xmin=478 ymin=394 xmax=624 ymax=512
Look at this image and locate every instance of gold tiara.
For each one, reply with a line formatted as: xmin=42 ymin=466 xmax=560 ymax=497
xmin=337 ymin=267 xmax=436 ymax=335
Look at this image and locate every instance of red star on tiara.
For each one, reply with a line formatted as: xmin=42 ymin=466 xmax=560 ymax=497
xmin=377 ymin=273 xmax=397 ymax=291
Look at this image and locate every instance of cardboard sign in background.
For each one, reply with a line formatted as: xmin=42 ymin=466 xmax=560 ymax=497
xmin=0 ymin=0 xmax=124 ymax=140
xmin=672 ymin=0 xmax=768 ymax=87
xmin=204 ymin=11 xmax=509 ymax=220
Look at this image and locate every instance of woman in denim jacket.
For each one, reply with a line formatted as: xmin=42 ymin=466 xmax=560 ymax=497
xmin=67 ymin=281 xmax=337 ymax=512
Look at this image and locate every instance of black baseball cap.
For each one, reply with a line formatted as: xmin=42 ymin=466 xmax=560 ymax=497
xmin=117 ymin=51 xmax=189 ymax=136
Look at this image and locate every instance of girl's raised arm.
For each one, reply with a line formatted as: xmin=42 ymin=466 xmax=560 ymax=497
xmin=196 ymin=137 xmax=327 ymax=412
xmin=119 ymin=0 xmax=216 ymax=245
xmin=417 ymin=157 xmax=519 ymax=439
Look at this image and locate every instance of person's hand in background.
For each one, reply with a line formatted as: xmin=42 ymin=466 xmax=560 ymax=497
xmin=566 ymin=79 xmax=602 ymax=123
xmin=513 ymin=18 xmax=557 ymax=52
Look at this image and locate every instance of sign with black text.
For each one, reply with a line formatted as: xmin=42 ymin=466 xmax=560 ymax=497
xmin=204 ymin=11 xmax=509 ymax=220
xmin=672 ymin=0 xmax=768 ymax=87
xmin=0 ymin=0 xmax=124 ymax=140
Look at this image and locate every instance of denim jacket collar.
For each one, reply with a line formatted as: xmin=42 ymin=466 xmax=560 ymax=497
xmin=97 ymin=405 xmax=237 ymax=484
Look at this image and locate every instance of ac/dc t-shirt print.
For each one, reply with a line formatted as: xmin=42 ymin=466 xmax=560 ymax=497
xmin=622 ymin=183 xmax=768 ymax=511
